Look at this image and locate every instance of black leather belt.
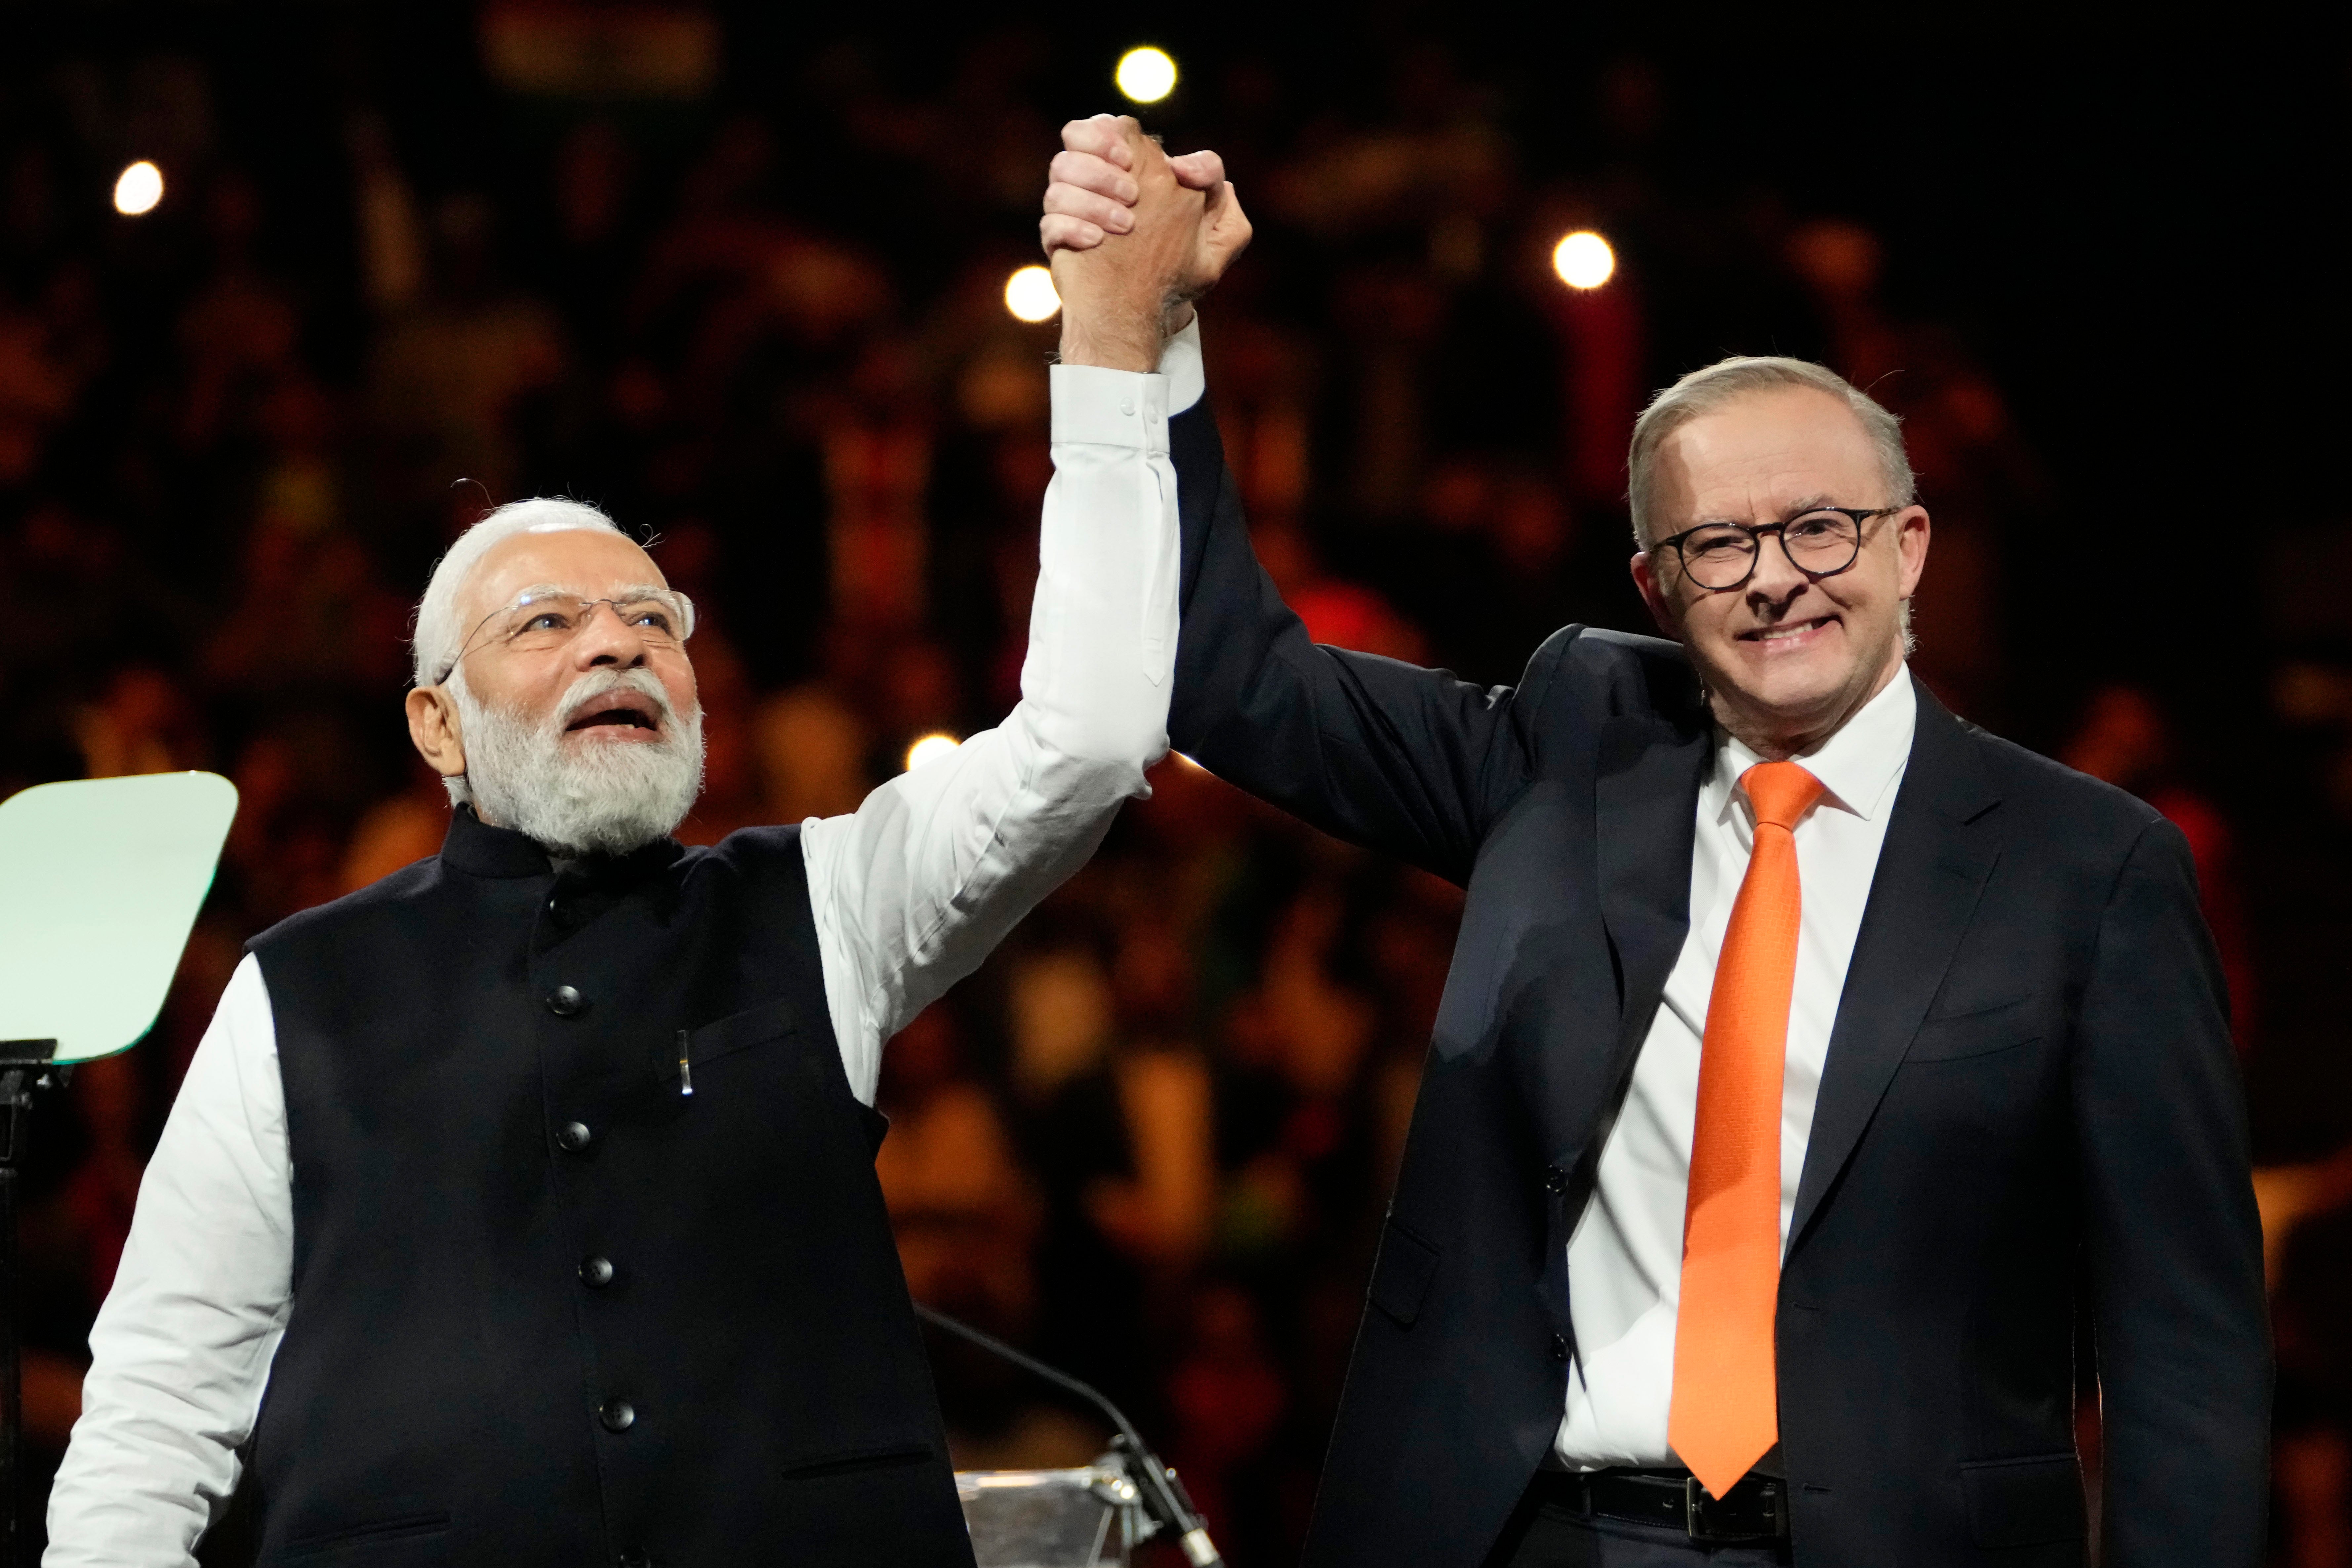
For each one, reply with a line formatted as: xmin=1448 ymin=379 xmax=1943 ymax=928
xmin=1531 ymin=1467 xmax=1791 ymax=1546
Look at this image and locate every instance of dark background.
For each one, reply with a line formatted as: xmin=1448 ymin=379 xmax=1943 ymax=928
xmin=3 ymin=6 xmax=2350 ymax=1563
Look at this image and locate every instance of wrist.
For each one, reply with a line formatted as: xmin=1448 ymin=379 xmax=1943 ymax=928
xmin=1057 ymin=313 xmax=1164 ymax=374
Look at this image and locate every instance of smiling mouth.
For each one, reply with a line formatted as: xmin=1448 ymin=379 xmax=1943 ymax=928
xmin=1740 ymin=616 xmax=1837 ymax=646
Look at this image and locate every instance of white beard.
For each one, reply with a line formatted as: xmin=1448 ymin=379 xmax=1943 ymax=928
xmin=447 ymin=666 xmax=704 ymax=858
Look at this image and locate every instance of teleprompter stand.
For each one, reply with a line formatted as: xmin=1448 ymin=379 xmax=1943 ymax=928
xmin=0 ymin=772 xmax=238 ymax=1567
xmin=0 ymin=1052 xmax=68 ymax=1568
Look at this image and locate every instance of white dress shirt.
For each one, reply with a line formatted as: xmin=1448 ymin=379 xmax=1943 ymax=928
xmin=1556 ymin=666 xmax=1917 ymax=1469
xmin=44 ymin=344 xmax=1201 ymax=1568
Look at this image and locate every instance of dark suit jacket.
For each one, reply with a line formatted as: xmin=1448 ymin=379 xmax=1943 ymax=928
xmin=1162 ymin=400 xmax=2269 ymax=1568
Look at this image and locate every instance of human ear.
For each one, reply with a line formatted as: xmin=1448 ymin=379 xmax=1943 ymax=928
xmin=1894 ymin=505 xmax=1932 ymax=599
xmin=406 ymin=685 xmax=467 ymax=781
xmin=1630 ymin=551 xmax=1683 ymax=640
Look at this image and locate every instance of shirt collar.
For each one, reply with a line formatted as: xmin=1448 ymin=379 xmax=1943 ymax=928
xmin=1711 ymin=663 xmax=1918 ymax=824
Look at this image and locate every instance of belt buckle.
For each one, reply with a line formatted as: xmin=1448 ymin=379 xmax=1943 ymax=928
xmin=1683 ymin=1475 xmax=1783 ymax=1547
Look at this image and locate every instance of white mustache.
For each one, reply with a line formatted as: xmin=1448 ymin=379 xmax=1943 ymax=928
xmin=553 ymin=667 xmax=686 ymax=735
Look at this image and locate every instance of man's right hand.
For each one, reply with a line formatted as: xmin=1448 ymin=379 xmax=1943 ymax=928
xmin=1042 ymin=114 xmax=1250 ymax=372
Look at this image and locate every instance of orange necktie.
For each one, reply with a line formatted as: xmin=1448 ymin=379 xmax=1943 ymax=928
xmin=1669 ymin=759 xmax=1823 ymax=1500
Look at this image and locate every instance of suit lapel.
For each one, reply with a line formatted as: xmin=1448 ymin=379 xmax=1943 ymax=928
xmin=1789 ymin=687 xmax=2003 ymax=1249
xmin=1594 ymin=711 xmax=1712 ymax=1071
xmin=1536 ymin=704 xmax=1709 ymax=1346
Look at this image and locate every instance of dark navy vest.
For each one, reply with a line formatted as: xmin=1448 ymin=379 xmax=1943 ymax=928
xmin=230 ymin=807 xmax=971 ymax=1568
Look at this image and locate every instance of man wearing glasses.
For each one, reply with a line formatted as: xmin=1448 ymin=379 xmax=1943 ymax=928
xmin=48 ymin=471 xmax=1179 ymax=1562
xmin=1040 ymin=118 xmax=2266 ymax=1566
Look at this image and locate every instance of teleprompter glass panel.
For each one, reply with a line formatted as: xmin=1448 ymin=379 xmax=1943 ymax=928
xmin=0 ymin=772 xmax=237 ymax=1064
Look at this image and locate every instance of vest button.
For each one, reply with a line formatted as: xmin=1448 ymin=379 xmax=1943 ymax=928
xmin=556 ymin=1121 xmax=593 ymax=1153
xmin=598 ymin=1398 xmax=636 ymax=1433
xmin=1543 ymin=1165 xmax=1570 ymax=1196
xmin=580 ymin=1255 xmax=615 ymax=1288
xmin=546 ymin=985 xmax=586 ymax=1017
xmin=1551 ymin=1334 xmax=1570 ymax=1363
xmin=618 ymin=1553 xmax=652 ymax=1568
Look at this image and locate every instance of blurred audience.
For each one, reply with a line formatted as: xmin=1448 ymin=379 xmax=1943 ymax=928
xmin=0 ymin=25 xmax=2328 ymax=1566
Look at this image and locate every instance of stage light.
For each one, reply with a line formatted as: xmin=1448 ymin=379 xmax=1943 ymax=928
xmin=1004 ymin=264 xmax=1060 ymax=323
xmin=1552 ymin=230 xmax=1615 ymax=290
xmin=1116 ymin=47 xmax=1177 ymax=104
xmin=113 ymin=161 xmax=164 ymax=217
xmin=905 ymin=733 xmax=961 ymax=771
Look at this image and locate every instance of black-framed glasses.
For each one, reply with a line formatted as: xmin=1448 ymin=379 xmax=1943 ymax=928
xmin=1653 ymin=505 xmax=1901 ymax=592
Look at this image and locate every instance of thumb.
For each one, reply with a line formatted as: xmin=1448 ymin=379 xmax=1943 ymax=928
xmin=1167 ymin=149 xmax=1227 ymax=190
xmin=1204 ymin=180 xmax=1253 ymax=261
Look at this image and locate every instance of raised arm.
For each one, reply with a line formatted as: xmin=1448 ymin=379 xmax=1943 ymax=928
xmin=798 ymin=337 xmax=1179 ymax=1101
xmin=1045 ymin=116 xmax=1549 ymax=884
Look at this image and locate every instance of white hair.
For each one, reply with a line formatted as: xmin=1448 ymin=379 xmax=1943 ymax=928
xmin=411 ymin=497 xmax=626 ymax=688
xmin=1626 ymin=356 xmax=1916 ymax=548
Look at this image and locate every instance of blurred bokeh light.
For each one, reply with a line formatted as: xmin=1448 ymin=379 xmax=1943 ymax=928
xmin=905 ymin=733 xmax=961 ymax=771
xmin=1115 ymin=47 xmax=1177 ymax=104
xmin=1551 ymin=230 xmax=1615 ymax=290
xmin=111 ymin=160 xmax=162 ymax=216
xmin=1004 ymin=264 xmax=1061 ymax=323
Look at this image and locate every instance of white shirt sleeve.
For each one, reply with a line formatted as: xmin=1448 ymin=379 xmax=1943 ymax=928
xmin=803 ymin=353 xmax=1184 ymax=1103
xmin=46 ymin=952 xmax=293 ymax=1568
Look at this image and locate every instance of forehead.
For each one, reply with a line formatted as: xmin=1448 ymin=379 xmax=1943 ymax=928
xmin=462 ymin=527 xmax=666 ymax=615
xmin=1654 ymin=387 xmax=1884 ymax=525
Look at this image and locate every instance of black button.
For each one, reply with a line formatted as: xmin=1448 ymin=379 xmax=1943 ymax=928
xmin=545 ymin=896 xmax=576 ymax=928
xmin=580 ymin=1255 xmax=615 ymax=1288
xmin=1550 ymin=1334 xmax=1570 ymax=1363
xmin=618 ymin=1553 xmax=652 ymax=1568
xmin=1543 ymin=1165 xmax=1570 ymax=1196
xmin=546 ymin=985 xmax=585 ymax=1017
xmin=598 ymin=1398 xmax=636 ymax=1433
xmin=557 ymin=1121 xmax=593 ymax=1153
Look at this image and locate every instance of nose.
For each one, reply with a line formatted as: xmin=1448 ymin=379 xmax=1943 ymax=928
xmin=571 ymin=601 xmax=652 ymax=668
xmin=1743 ymin=529 xmax=1812 ymax=605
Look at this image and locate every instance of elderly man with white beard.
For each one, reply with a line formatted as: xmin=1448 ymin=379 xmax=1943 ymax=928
xmin=46 ymin=454 xmax=1183 ymax=1565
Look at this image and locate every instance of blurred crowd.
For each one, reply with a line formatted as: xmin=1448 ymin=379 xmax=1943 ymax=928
xmin=2 ymin=17 xmax=2349 ymax=1566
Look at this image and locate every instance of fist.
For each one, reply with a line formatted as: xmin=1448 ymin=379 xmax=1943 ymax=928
xmin=1043 ymin=114 xmax=1251 ymax=370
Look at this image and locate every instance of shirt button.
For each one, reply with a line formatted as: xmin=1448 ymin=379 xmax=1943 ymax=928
xmin=1551 ymin=1335 xmax=1570 ymax=1363
xmin=1543 ymin=1165 xmax=1570 ymax=1196
xmin=557 ymin=1121 xmax=593 ymax=1153
xmin=1119 ymin=397 xmax=1136 ymax=417
xmin=580 ymin=1255 xmax=616 ymax=1288
xmin=599 ymin=1398 xmax=636 ymax=1433
xmin=546 ymin=985 xmax=586 ymax=1017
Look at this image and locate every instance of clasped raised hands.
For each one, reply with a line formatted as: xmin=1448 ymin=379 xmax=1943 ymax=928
xmin=1040 ymin=114 xmax=1251 ymax=371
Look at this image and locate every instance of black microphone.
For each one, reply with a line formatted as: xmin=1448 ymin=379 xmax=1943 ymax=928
xmin=914 ymin=1303 xmax=1225 ymax=1568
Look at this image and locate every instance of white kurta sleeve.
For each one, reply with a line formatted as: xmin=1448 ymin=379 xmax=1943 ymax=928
xmin=45 ymin=952 xmax=294 ymax=1568
xmin=802 ymin=353 xmax=1183 ymax=1103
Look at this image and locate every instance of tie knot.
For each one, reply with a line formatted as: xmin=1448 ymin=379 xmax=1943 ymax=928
xmin=1740 ymin=760 xmax=1823 ymax=832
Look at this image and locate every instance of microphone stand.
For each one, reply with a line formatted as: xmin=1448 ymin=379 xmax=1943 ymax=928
xmin=914 ymin=1303 xmax=1224 ymax=1568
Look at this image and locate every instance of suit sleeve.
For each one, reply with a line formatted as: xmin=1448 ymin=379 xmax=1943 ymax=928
xmin=1163 ymin=384 xmax=1548 ymax=887
xmin=2073 ymin=817 xmax=2270 ymax=1568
